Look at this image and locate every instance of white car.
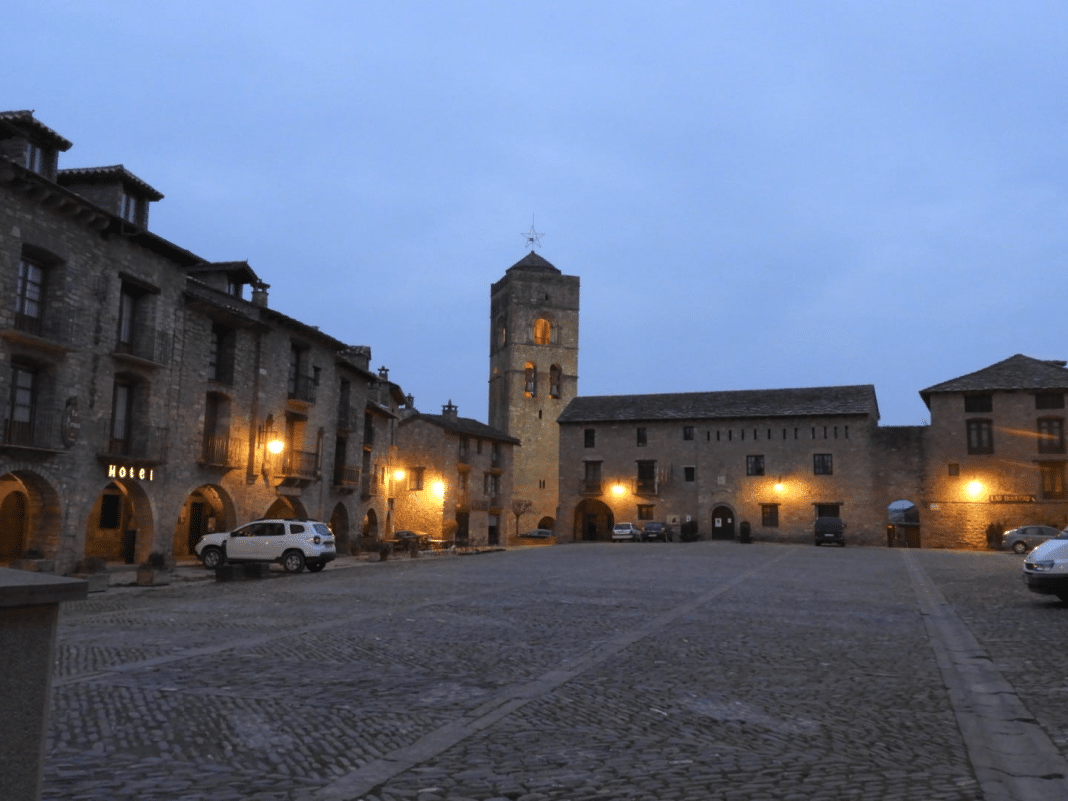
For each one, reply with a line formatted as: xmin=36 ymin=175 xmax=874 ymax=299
xmin=611 ymin=522 xmax=642 ymax=542
xmin=1022 ymin=529 xmax=1068 ymax=602
xmin=195 ymin=519 xmax=336 ymax=574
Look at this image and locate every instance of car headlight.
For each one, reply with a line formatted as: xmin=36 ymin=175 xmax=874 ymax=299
xmin=1027 ymin=560 xmax=1055 ymax=570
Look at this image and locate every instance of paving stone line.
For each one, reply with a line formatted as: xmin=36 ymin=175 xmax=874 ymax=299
xmin=903 ymin=550 xmax=1068 ymax=800
xmin=312 ymin=549 xmax=793 ymax=801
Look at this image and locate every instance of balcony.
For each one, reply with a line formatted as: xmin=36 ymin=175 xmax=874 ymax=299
xmin=635 ymin=479 xmax=658 ymax=496
xmin=200 ymin=435 xmax=244 ymax=469
xmin=582 ymin=480 xmax=603 ymax=495
xmin=113 ymin=328 xmax=171 ymax=366
xmin=101 ymin=424 xmax=169 ymax=464
xmin=281 ymin=449 xmax=319 ymax=479
xmin=2 ymin=410 xmax=61 ymax=452
xmin=333 ymin=464 xmax=360 ymax=491
xmin=288 ymin=374 xmax=317 ymax=405
xmin=360 ymin=476 xmax=378 ymax=500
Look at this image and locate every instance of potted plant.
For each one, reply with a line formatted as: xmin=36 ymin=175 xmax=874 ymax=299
xmin=70 ymin=556 xmax=109 ymax=593
xmin=136 ymin=551 xmax=173 ymax=586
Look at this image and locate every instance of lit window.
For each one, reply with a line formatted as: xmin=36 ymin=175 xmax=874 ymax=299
xmin=533 ymin=318 xmax=552 ymax=345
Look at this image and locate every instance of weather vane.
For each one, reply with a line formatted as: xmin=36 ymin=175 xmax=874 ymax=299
xmin=521 ymin=215 xmax=544 ymax=251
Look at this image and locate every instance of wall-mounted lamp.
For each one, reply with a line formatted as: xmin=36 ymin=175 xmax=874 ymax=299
xmin=611 ymin=483 xmax=626 ymax=497
xmin=259 ymin=415 xmax=285 ymax=477
xmin=966 ymin=480 xmax=984 ymax=499
xmin=431 ymin=480 xmax=445 ymax=498
xmin=393 ymin=469 xmax=406 ymax=481
xmin=774 ymin=477 xmax=785 ymax=493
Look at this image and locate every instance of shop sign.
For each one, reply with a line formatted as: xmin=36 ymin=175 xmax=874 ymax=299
xmin=989 ymin=494 xmax=1035 ymax=503
xmin=107 ymin=464 xmax=156 ymax=481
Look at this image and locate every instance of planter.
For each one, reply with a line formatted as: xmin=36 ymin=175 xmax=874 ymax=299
xmin=136 ymin=568 xmax=171 ymax=587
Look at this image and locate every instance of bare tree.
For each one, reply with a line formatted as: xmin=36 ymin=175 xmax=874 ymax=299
xmin=511 ymin=499 xmax=534 ymax=540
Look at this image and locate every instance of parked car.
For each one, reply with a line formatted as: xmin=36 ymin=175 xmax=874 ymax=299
xmin=611 ymin=522 xmax=642 ymax=542
xmin=1022 ymin=530 xmax=1068 ymax=601
xmin=195 ymin=519 xmax=336 ymax=573
xmin=387 ymin=530 xmax=430 ymax=551
xmin=520 ymin=529 xmax=554 ymax=539
xmin=814 ymin=517 xmax=845 ymax=547
xmin=641 ymin=522 xmax=672 ymax=542
xmin=1003 ymin=525 xmax=1063 ymax=554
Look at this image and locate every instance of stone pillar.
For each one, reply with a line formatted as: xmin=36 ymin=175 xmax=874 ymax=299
xmin=0 ymin=568 xmax=88 ymax=801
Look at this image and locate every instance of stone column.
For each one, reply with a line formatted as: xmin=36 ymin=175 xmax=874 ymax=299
xmin=0 ymin=568 xmax=88 ymax=801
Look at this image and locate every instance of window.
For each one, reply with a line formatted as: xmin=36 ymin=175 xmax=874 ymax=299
xmin=684 ymin=466 xmax=695 ymax=482
xmin=121 ymin=192 xmax=144 ymax=226
xmin=117 ymin=284 xmax=142 ymax=352
xmin=1040 ymin=462 xmax=1067 ymax=500
xmin=109 ymin=378 xmax=136 ymax=454
xmin=683 ymin=426 xmax=694 ymax=441
xmin=288 ymin=344 xmax=315 ymax=402
xmin=948 ymin=463 xmax=960 ymax=476
xmin=459 ymin=437 xmax=470 ymax=458
xmin=637 ymin=504 xmax=654 ymax=521
xmin=584 ymin=428 xmax=595 ymax=448
xmin=813 ymin=454 xmax=833 ymax=475
xmin=637 ymin=460 xmax=657 ymax=494
xmin=1038 ymin=418 xmax=1065 ymax=454
xmin=5 ymin=363 xmax=36 ymax=446
xmin=202 ymin=392 xmax=232 ymax=465
xmin=761 ymin=504 xmax=779 ymax=527
xmin=209 ymin=324 xmax=236 ymax=384
xmin=27 ymin=143 xmax=50 ymax=175
xmin=549 ymin=364 xmax=562 ymax=399
xmin=484 ymin=472 xmax=500 ymax=498
xmin=1036 ymin=392 xmax=1065 ymax=410
xmin=524 ymin=362 xmax=537 ymax=397
xmin=964 ymin=394 xmax=993 ymax=413
xmin=409 ymin=467 xmax=425 ymax=491
xmin=583 ymin=460 xmax=602 ymax=492
xmin=637 ymin=427 xmax=647 ymax=446
xmin=533 ymin=318 xmax=552 ymax=345
xmin=14 ymin=256 xmax=45 ymax=334
xmin=746 ymin=455 xmax=765 ymax=476
xmin=966 ymin=419 xmax=994 ymax=454
xmin=496 ymin=318 xmax=507 ymax=349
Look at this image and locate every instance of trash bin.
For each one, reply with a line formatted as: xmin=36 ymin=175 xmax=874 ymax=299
xmin=739 ymin=521 xmax=751 ymax=544
xmin=123 ymin=529 xmax=137 ymax=564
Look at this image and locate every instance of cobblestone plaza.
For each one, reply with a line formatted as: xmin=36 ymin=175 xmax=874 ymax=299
xmin=42 ymin=543 xmax=1068 ymax=800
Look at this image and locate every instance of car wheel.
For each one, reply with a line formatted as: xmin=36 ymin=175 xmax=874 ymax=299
xmin=201 ymin=546 xmax=224 ymax=569
xmin=282 ymin=550 xmax=306 ymax=573
xmin=306 ymin=562 xmax=325 ymax=573
xmin=814 ymin=541 xmax=822 ymax=547
xmin=1012 ymin=541 xmax=1028 ymax=554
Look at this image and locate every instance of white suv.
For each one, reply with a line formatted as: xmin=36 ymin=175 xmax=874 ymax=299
xmin=1023 ymin=529 xmax=1068 ymax=602
xmin=195 ymin=519 xmax=336 ymax=574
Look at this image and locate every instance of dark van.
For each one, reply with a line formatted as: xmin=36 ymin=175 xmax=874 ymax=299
xmin=814 ymin=517 xmax=845 ymax=547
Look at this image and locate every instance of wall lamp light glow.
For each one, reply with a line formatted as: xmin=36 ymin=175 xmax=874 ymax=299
xmin=431 ymin=480 xmax=445 ymax=498
xmin=774 ymin=482 xmax=785 ymax=493
xmin=266 ymin=439 xmax=285 ymax=455
xmin=966 ymin=480 xmax=984 ymax=498
xmin=393 ymin=469 xmax=405 ymax=481
xmin=611 ymin=484 xmax=626 ymax=497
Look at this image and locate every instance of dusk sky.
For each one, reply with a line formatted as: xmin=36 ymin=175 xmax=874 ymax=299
xmin=7 ymin=2 xmax=1067 ymax=426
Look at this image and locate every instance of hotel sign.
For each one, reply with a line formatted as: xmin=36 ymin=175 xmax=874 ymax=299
xmin=107 ymin=464 xmax=156 ymax=481
xmin=989 ymin=494 xmax=1035 ymax=504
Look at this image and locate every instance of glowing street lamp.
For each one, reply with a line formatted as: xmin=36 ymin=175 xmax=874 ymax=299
xmin=393 ymin=469 xmax=406 ymax=481
xmin=966 ymin=480 xmax=984 ymax=499
xmin=431 ymin=480 xmax=445 ymax=498
xmin=267 ymin=439 xmax=284 ymax=455
xmin=611 ymin=483 xmax=626 ymax=497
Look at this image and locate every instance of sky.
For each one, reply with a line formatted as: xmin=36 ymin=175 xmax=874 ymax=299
xmin=6 ymin=1 xmax=1068 ymax=427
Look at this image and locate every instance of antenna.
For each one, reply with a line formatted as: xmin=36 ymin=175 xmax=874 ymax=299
xmin=521 ymin=215 xmax=544 ymax=251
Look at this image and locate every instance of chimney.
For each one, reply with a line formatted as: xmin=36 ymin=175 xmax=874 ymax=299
xmin=442 ymin=400 xmax=458 ymax=421
xmin=251 ymin=281 xmax=270 ymax=308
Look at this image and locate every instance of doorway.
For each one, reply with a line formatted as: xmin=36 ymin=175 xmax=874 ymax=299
xmin=710 ymin=506 xmax=735 ymax=540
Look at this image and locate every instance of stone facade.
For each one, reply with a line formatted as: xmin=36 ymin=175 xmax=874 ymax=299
xmin=488 ymin=252 xmax=578 ymax=531
xmin=0 ymin=111 xmax=404 ymax=572
xmin=395 ymin=403 xmax=517 ymax=546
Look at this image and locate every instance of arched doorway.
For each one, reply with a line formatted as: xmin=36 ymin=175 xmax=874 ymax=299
xmin=362 ymin=508 xmax=379 ymax=547
xmin=0 ymin=470 xmax=63 ymax=563
xmin=329 ymin=503 xmax=351 ymax=554
xmin=887 ymin=500 xmax=920 ymax=548
xmin=174 ymin=485 xmax=235 ymax=557
xmin=710 ymin=505 xmax=735 ymax=540
xmin=85 ymin=480 xmax=154 ymax=564
xmin=537 ymin=515 xmax=555 ymax=531
xmin=573 ymin=499 xmax=613 ymax=542
xmin=264 ymin=496 xmax=307 ymax=520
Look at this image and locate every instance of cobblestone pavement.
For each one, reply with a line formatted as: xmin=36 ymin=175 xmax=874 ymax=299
xmin=39 ymin=542 xmax=1068 ymax=800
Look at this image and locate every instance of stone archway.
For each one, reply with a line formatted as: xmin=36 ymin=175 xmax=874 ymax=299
xmin=85 ymin=480 xmax=155 ymax=564
xmin=537 ymin=515 xmax=555 ymax=531
xmin=573 ymin=498 xmax=613 ymax=542
xmin=263 ymin=496 xmax=307 ymax=520
xmin=329 ymin=503 xmax=351 ymax=554
xmin=888 ymin=499 xmax=921 ymax=548
xmin=0 ymin=470 xmax=63 ymax=563
xmin=710 ymin=505 xmax=735 ymax=540
xmin=174 ymin=484 xmax=236 ymax=558
xmin=362 ymin=508 xmax=379 ymax=548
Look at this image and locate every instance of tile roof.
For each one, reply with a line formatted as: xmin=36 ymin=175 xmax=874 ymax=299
xmin=919 ymin=354 xmax=1068 ymax=404
xmin=57 ymin=164 xmax=164 ymax=200
xmin=0 ymin=110 xmax=73 ymax=150
xmin=558 ymin=385 xmax=879 ymax=423
xmin=400 ymin=413 xmax=520 ymax=444
xmin=507 ymin=250 xmax=560 ymax=274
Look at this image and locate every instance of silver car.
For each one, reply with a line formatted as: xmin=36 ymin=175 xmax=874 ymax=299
xmin=1004 ymin=525 xmax=1064 ymax=554
xmin=611 ymin=523 xmax=642 ymax=542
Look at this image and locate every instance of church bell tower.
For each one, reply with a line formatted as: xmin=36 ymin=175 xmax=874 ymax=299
xmin=489 ymin=251 xmax=579 ymax=531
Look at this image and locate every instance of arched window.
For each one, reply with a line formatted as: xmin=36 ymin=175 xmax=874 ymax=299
xmin=496 ymin=317 xmax=507 ymax=349
xmin=549 ymin=365 xmax=562 ymax=399
xmin=524 ymin=362 xmax=537 ymax=398
xmin=533 ymin=318 xmax=551 ymax=345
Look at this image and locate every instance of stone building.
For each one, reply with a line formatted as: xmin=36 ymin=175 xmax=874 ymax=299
xmin=556 ymin=386 xmax=898 ymax=545
xmin=488 ymin=251 xmax=578 ymax=531
xmin=0 ymin=110 xmax=403 ymax=572
xmin=918 ymin=353 xmax=1068 ymax=549
xmin=395 ymin=402 xmax=518 ymax=546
